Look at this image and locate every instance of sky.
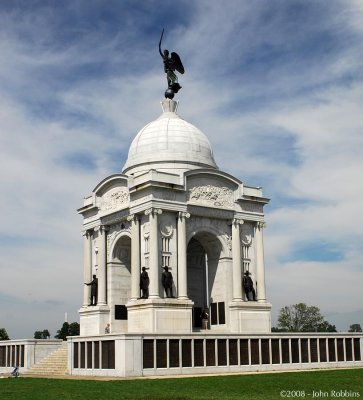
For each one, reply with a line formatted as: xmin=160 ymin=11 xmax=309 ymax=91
xmin=0 ymin=0 xmax=362 ymax=339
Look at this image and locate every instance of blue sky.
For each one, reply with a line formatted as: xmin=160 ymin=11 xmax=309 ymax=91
xmin=0 ymin=0 xmax=362 ymax=338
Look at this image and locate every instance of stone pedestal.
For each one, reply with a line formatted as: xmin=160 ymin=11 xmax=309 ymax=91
xmin=229 ymin=301 xmax=272 ymax=333
xmin=126 ymin=299 xmax=194 ymax=333
xmin=79 ymin=305 xmax=111 ymax=335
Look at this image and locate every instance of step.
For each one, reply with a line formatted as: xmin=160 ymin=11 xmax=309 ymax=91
xmin=27 ymin=342 xmax=68 ymax=376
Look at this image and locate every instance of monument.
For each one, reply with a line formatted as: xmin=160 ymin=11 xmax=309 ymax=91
xmin=1 ymin=32 xmax=362 ymax=378
xmin=78 ymin=30 xmax=271 ymax=336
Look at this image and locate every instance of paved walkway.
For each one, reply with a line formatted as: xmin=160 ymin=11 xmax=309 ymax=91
xmin=20 ymin=366 xmax=363 ymax=381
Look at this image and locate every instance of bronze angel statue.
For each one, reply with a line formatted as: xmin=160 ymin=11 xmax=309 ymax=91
xmin=159 ymin=29 xmax=185 ymax=99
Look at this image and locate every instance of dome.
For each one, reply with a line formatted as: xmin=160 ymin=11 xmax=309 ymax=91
xmin=122 ymin=99 xmax=218 ymax=175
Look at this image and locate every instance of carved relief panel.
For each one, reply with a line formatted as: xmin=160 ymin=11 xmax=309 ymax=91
xmin=98 ymin=187 xmax=129 ymax=212
xmin=186 ymin=174 xmax=237 ymax=210
xmin=188 ymin=185 xmax=234 ymax=208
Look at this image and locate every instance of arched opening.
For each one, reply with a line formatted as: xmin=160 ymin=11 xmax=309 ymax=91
xmin=112 ymin=235 xmax=131 ymax=274
xmin=187 ymin=231 xmax=224 ymax=329
xmin=108 ymin=235 xmax=131 ymax=332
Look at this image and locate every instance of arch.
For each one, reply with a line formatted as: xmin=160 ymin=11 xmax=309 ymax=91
xmin=187 ymin=230 xmax=227 ymax=329
xmin=92 ymin=174 xmax=128 ymax=195
xmin=111 ymin=235 xmax=132 ymax=272
xmin=186 ymin=225 xmax=230 ymax=258
xmin=109 ymin=232 xmax=131 ymax=264
xmin=108 ymin=234 xmax=132 ymax=312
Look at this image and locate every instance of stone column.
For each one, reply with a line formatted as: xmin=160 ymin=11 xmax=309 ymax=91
xmin=255 ymin=221 xmax=267 ymax=302
xmin=232 ymin=218 xmax=243 ymax=301
xmin=82 ymin=230 xmax=93 ymax=306
xmin=128 ymin=214 xmax=140 ymax=301
xmin=145 ymin=208 xmax=162 ymax=298
xmin=177 ymin=212 xmax=190 ymax=300
xmin=97 ymin=225 xmax=109 ymax=305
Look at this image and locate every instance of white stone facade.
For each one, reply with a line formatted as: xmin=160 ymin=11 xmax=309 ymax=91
xmin=78 ymin=99 xmax=271 ymax=335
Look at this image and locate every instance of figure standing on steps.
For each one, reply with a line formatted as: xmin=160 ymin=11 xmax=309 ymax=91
xmin=201 ymin=308 xmax=209 ymax=330
xmin=159 ymin=28 xmax=185 ymax=99
xmin=140 ymin=267 xmax=150 ymax=299
xmin=243 ymin=270 xmax=256 ymax=301
xmin=85 ymin=274 xmax=98 ymax=306
xmin=162 ymin=266 xmax=174 ymax=298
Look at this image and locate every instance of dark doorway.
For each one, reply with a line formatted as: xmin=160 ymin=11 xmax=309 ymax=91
xmin=187 ymin=232 xmax=222 ymax=329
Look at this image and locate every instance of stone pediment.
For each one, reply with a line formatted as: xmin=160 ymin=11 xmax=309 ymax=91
xmin=186 ymin=171 xmax=240 ymax=210
xmin=93 ymin=174 xmax=130 ymax=214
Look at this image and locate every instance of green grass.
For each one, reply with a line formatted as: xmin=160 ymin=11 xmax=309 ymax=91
xmin=0 ymin=369 xmax=362 ymax=400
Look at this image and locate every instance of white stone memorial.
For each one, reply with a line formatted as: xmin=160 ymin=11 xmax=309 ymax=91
xmin=78 ymin=98 xmax=272 ymax=336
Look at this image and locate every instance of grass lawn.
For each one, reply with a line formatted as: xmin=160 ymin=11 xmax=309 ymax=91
xmin=0 ymin=369 xmax=362 ymax=400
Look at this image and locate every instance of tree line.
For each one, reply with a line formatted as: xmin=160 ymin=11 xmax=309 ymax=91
xmin=0 ymin=322 xmax=80 ymax=341
xmin=272 ymin=303 xmax=362 ymax=333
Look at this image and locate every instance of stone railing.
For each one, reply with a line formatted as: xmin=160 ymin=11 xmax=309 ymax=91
xmin=68 ymin=332 xmax=363 ymax=377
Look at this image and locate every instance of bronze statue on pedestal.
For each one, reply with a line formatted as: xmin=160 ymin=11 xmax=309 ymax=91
xmin=159 ymin=29 xmax=185 ymax=99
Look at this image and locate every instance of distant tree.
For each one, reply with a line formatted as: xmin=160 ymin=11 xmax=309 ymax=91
xmin=277 ymin=303 xmax=333 ymax=332
xmin=34 ymin=329 xmax=51 ymax=339
xmin=271 ymin=326 xmax=284 ymax=332
xmin=348 ymin=324 xmax=362 ymax=332
xmin=68 ymin=322 xmax=80 ymax=336
xmin=34 ymin=331 xmax=43 ymax=339
xmin=55 ymin=322 xmax=69 ymax=340
xmin=0 ymin=328 xmax=10 ymax=340
xmin=55 ymin=322 xmax=80 ymax=340
xmin=42 ymin=329 xmax=51 ymax=338
xmin=317 ymin=321 xmax=337 ymax=332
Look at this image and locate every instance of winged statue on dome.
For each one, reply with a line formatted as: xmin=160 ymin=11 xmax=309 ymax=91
xmin=159 ymin=29 xmax=185 ymax=99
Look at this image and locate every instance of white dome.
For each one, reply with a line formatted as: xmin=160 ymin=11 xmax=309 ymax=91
xmin=122 ymin=100 xmax=218 ymax=175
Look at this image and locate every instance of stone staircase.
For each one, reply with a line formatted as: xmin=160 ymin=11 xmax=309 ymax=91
xmin=26 ymin=342 xmax=68 ymax=376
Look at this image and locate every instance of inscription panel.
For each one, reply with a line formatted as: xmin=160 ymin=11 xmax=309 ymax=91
xmin=328 ymin=339 xmax=336 ymax=362
xmin=182 ymin=339 xmax=192 ymax=367
xmin=73 ymin=343 xmax=79 ymax=368
xmin=281 ymin=339 xmax=290 ymax=363
xmin=169 ymin=339 xmax=179 ymax=368
xmin=143 ymin=339 xmax=154 ymax=369
xmin=206 ymin=339 xmax=216 ymax=366
xmin=310 ymin=339 xmax=318 ymax=363
xmin=101 ymin=341 xmax=115 ymax=369
xmin=354 ymin=339 xmax=361 ymax=361
xmin=291 ymin=339 xmax=299 ymax=363
xmin=337 ymin=339 xmax=344 ymax=361
xmin=319 ymin=339 xmax=327 ymax=362
xmin=87 ymin=342 xmax=92 ymax=368
xmin=156 ymin=340 xmax=167 ymax=368
xmin=251 ymin=339 xmax=259 ymax=365
xmin=261 ymin=339 xmax=270 ymax=364
xmin=194 ymin=339 xmax=204 ymax=367
xmin=94 ymin=342 xmax=100 ymax=369
xmin=301 ymin=339 xmax=309 ymax=363
xmin=345 ymin=338 xmax=353 ymax=361
xmin=218 ymin=339 xmax=227 ymax=366
xmin=271 ymin=340 xmax=280 ymax=364
xmin=229 ymin=339 xmax=238 ymax=365
xmin=80 ymin=342 xmax=85 ymax=368
xmin=240 ymin=339 xmax=249 ymax=365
